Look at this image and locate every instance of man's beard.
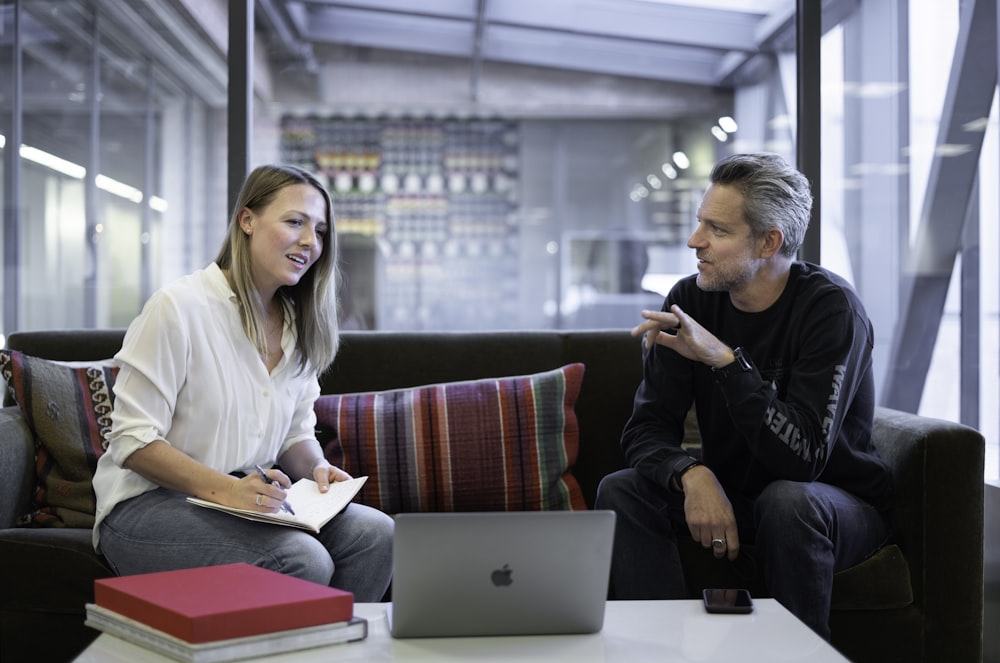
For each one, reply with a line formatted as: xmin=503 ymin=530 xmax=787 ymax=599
xmin=695 ymin=259 xmax=754 ymax=292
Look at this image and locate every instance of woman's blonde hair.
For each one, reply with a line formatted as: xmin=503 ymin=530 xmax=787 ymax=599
xmin=216 ymin=164 xmax=339 ymax=374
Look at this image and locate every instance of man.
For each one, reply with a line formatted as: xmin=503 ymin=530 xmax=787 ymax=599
xmin=595 ymin=153 xmax=892 ymax=639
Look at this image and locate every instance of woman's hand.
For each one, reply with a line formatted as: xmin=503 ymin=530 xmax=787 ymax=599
xmin=277 ymin=439 xmax=351 ymax=492
xmin=309 ymin=461 xmax=352 ymax=493
xmin=229 ymin=471 xmax=283 ymax=512
xmin=245 ymin=465 xmax=291 ymax=512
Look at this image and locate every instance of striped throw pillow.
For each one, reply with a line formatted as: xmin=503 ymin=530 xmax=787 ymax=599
xmin=0 ymin=350 xmax=117 ymax=527
xmin=316 ymin=364 xmax=587 ymax=513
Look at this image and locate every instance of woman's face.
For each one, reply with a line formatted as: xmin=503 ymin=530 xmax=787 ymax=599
xmin=239 ymin=183 xmax=328 ymax=298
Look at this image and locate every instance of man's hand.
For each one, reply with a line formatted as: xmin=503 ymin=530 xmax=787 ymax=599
xmin=631 ymin=304 xmax=734 ymax=368
xmin=680 ymin=465 xmax=740 ymax=561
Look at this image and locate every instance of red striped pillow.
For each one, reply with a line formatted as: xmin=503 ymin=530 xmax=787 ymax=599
xmin=316 ymin=364 xmax=587 ymax=513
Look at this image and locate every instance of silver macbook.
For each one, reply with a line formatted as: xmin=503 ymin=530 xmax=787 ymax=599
xmin=387 ymin=510 xmax=616 ymax=638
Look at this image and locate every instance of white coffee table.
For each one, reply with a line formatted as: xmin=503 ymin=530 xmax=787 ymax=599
xmin=73 ymin=599 xmax=850 ymax=662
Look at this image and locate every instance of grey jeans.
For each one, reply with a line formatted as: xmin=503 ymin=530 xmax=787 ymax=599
xmin=98 ymin=487 xmax=394 ymax=602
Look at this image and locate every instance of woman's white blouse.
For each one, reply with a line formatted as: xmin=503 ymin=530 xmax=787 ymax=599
xmin=91 ymin=263 xmax=321 ymax=548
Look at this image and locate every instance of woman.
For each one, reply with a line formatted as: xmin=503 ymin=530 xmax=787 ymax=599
xmin=92 ymin=164 xmax=393 ymax=601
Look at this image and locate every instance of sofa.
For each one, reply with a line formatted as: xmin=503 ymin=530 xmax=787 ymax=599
xmin=0 ymin=328 xmax=985 ymax=663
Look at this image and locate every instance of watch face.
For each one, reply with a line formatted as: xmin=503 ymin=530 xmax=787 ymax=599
xmin=733 ymin=347 xmax=752 ymax=371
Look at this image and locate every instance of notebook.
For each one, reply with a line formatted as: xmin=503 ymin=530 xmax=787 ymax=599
xmin=387 ymin=510 xmax=616 ymax=638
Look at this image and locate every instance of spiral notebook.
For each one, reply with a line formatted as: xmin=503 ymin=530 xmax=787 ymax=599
xmin=387 ymin=510 xmax=616 ymax=638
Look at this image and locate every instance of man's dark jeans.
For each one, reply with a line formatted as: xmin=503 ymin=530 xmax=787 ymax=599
xmin=595 ymin=469 xmax=890 ymax=639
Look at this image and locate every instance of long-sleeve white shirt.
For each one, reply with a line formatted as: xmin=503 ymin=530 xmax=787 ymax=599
xmin=92 ymin=263 xmax=320 ymax=549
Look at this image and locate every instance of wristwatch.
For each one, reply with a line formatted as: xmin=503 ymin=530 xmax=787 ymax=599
xmin=712 ymin=346 xmax=752 ymax=381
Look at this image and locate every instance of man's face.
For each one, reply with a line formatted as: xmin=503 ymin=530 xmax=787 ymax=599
xmin=687 ymin=183 xmax=761 ymax=292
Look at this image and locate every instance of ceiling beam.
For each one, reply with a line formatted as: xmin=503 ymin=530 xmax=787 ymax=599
xmin=293 ymin=4 xmax=730 ymax=85
xmin=257 ymin=0 xmax=319 ymax=72
xmin=470 ymin=0 xmax=487 ymax=102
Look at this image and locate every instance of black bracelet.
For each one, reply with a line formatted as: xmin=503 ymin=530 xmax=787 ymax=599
xmin=672 ymin=457 xmax=702 ymax=490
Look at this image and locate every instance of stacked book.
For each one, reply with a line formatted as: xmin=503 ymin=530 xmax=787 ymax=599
xmin=85 ymin=563 xmax=366 ymax=663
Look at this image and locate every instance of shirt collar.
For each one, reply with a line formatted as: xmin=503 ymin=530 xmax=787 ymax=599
xmin=205 ymin=262 xmax=238 ymax=303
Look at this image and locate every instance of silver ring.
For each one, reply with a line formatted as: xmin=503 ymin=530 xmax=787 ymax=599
xmin=711 ymin=538 xmax=726 ymax=549
xmin=255 ymin=494 xmax=263 ymax=506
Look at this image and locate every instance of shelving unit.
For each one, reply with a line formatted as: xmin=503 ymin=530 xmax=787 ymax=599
xmin=281 ymin=116 xmax=520 ymax=330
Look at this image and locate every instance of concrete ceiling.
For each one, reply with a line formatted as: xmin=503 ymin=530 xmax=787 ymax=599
xmin=258 ymin=0 xmax=799 ymax=88
xmin=14 ymin=0 xmax=846 ymax=120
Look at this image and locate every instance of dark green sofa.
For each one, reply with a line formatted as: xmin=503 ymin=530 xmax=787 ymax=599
xmin=0 ymin=329 xmax=985 ymax=662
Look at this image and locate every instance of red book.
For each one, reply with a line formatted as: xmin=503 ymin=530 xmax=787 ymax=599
xmin=93 ymin=563 xmax=353 ymax=643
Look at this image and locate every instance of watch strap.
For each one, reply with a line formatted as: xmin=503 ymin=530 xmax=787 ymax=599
xmin=671 ymin=456 xmax=702 ymax=491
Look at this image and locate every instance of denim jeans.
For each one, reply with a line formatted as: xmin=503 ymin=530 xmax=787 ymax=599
xmin=595 ymin=468 xmax=889 ymax=639
xmin=98 ymin=487 xmax=394 ymax=602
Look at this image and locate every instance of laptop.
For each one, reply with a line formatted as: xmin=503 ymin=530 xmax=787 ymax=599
xmin=387 ymin=510 xmax=616 ymax=638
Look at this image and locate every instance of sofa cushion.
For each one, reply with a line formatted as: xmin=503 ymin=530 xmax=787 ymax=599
xmin=316 ymin=363 xmax=587 ymax=513
xmin=829 ymin=543 xmax=913 ymax=610
xmin=677 ymin=538 xmax=912 ymax=611
xmin=0 ymin=350 xmax=116 ymax=527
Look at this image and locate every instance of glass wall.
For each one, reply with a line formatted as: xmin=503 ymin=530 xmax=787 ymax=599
xmin=815 ymin=0 xmax=998 ymax=478
xmin=1 ymin=1 xmax=996 ymax=478
xmin=257 ymin=113 xmax=723 ymax=331
xmin=0 ymin=0 xmax=225 ymax=338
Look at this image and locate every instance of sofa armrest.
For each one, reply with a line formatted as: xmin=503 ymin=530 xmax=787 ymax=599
xmin=872 ymin=405 xmax=984 ymax=660
xmin=0 ymin=406 xmax=35 ymax=529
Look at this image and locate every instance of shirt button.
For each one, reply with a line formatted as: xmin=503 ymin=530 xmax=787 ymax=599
xmin=263 ymin=391 xmax=270 ymax=398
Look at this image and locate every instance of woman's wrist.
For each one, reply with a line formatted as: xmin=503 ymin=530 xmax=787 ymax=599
xmin=307 ymin=458 xmax=330 ymax=478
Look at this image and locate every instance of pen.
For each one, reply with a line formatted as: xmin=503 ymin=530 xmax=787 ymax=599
xmin=254 ymin=464 xmax=296 ymax=515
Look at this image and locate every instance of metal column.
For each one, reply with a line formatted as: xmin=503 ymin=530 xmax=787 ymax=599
xmin=2 ymin=0 xmax=23 ymax=333
xmin=796 ymin=0 xmax=821 ymax=263
xmin=228 ymin=0 xmax=253 ymax=215
xmin=84 ymin=7 xmax=102 ymax=328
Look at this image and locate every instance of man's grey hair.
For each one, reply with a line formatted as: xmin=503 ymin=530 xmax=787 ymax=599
xmin=709 ymin=153 xmax=813 ymax=258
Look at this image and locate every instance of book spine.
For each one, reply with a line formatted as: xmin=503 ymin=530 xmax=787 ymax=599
xmin=94 ymin=586 xmax=194 ymax=642
xmin=193 ymin=594 xmax=354 ymax=642
xmin=195 ymin=618 xmax=367 ymax=663
xmin=85 ymin=605 xmax=367 ymax=663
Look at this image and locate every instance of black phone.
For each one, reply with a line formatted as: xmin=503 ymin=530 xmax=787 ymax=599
xmin=702 ymin=588 xmax=754 ymax=614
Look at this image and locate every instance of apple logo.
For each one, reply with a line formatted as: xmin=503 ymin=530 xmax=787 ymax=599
xmin=490 ymin=564 xmax=513 ymax=587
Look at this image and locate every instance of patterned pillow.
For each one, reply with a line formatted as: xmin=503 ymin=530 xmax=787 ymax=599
xmin=316 ymin=364 xmax=587 ymax=513
xmin=0 ymin=350 xmax=117 ymax=527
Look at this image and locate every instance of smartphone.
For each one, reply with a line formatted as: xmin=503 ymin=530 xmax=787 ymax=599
xmin=702 ymin=588 xmax=754 ymax=614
